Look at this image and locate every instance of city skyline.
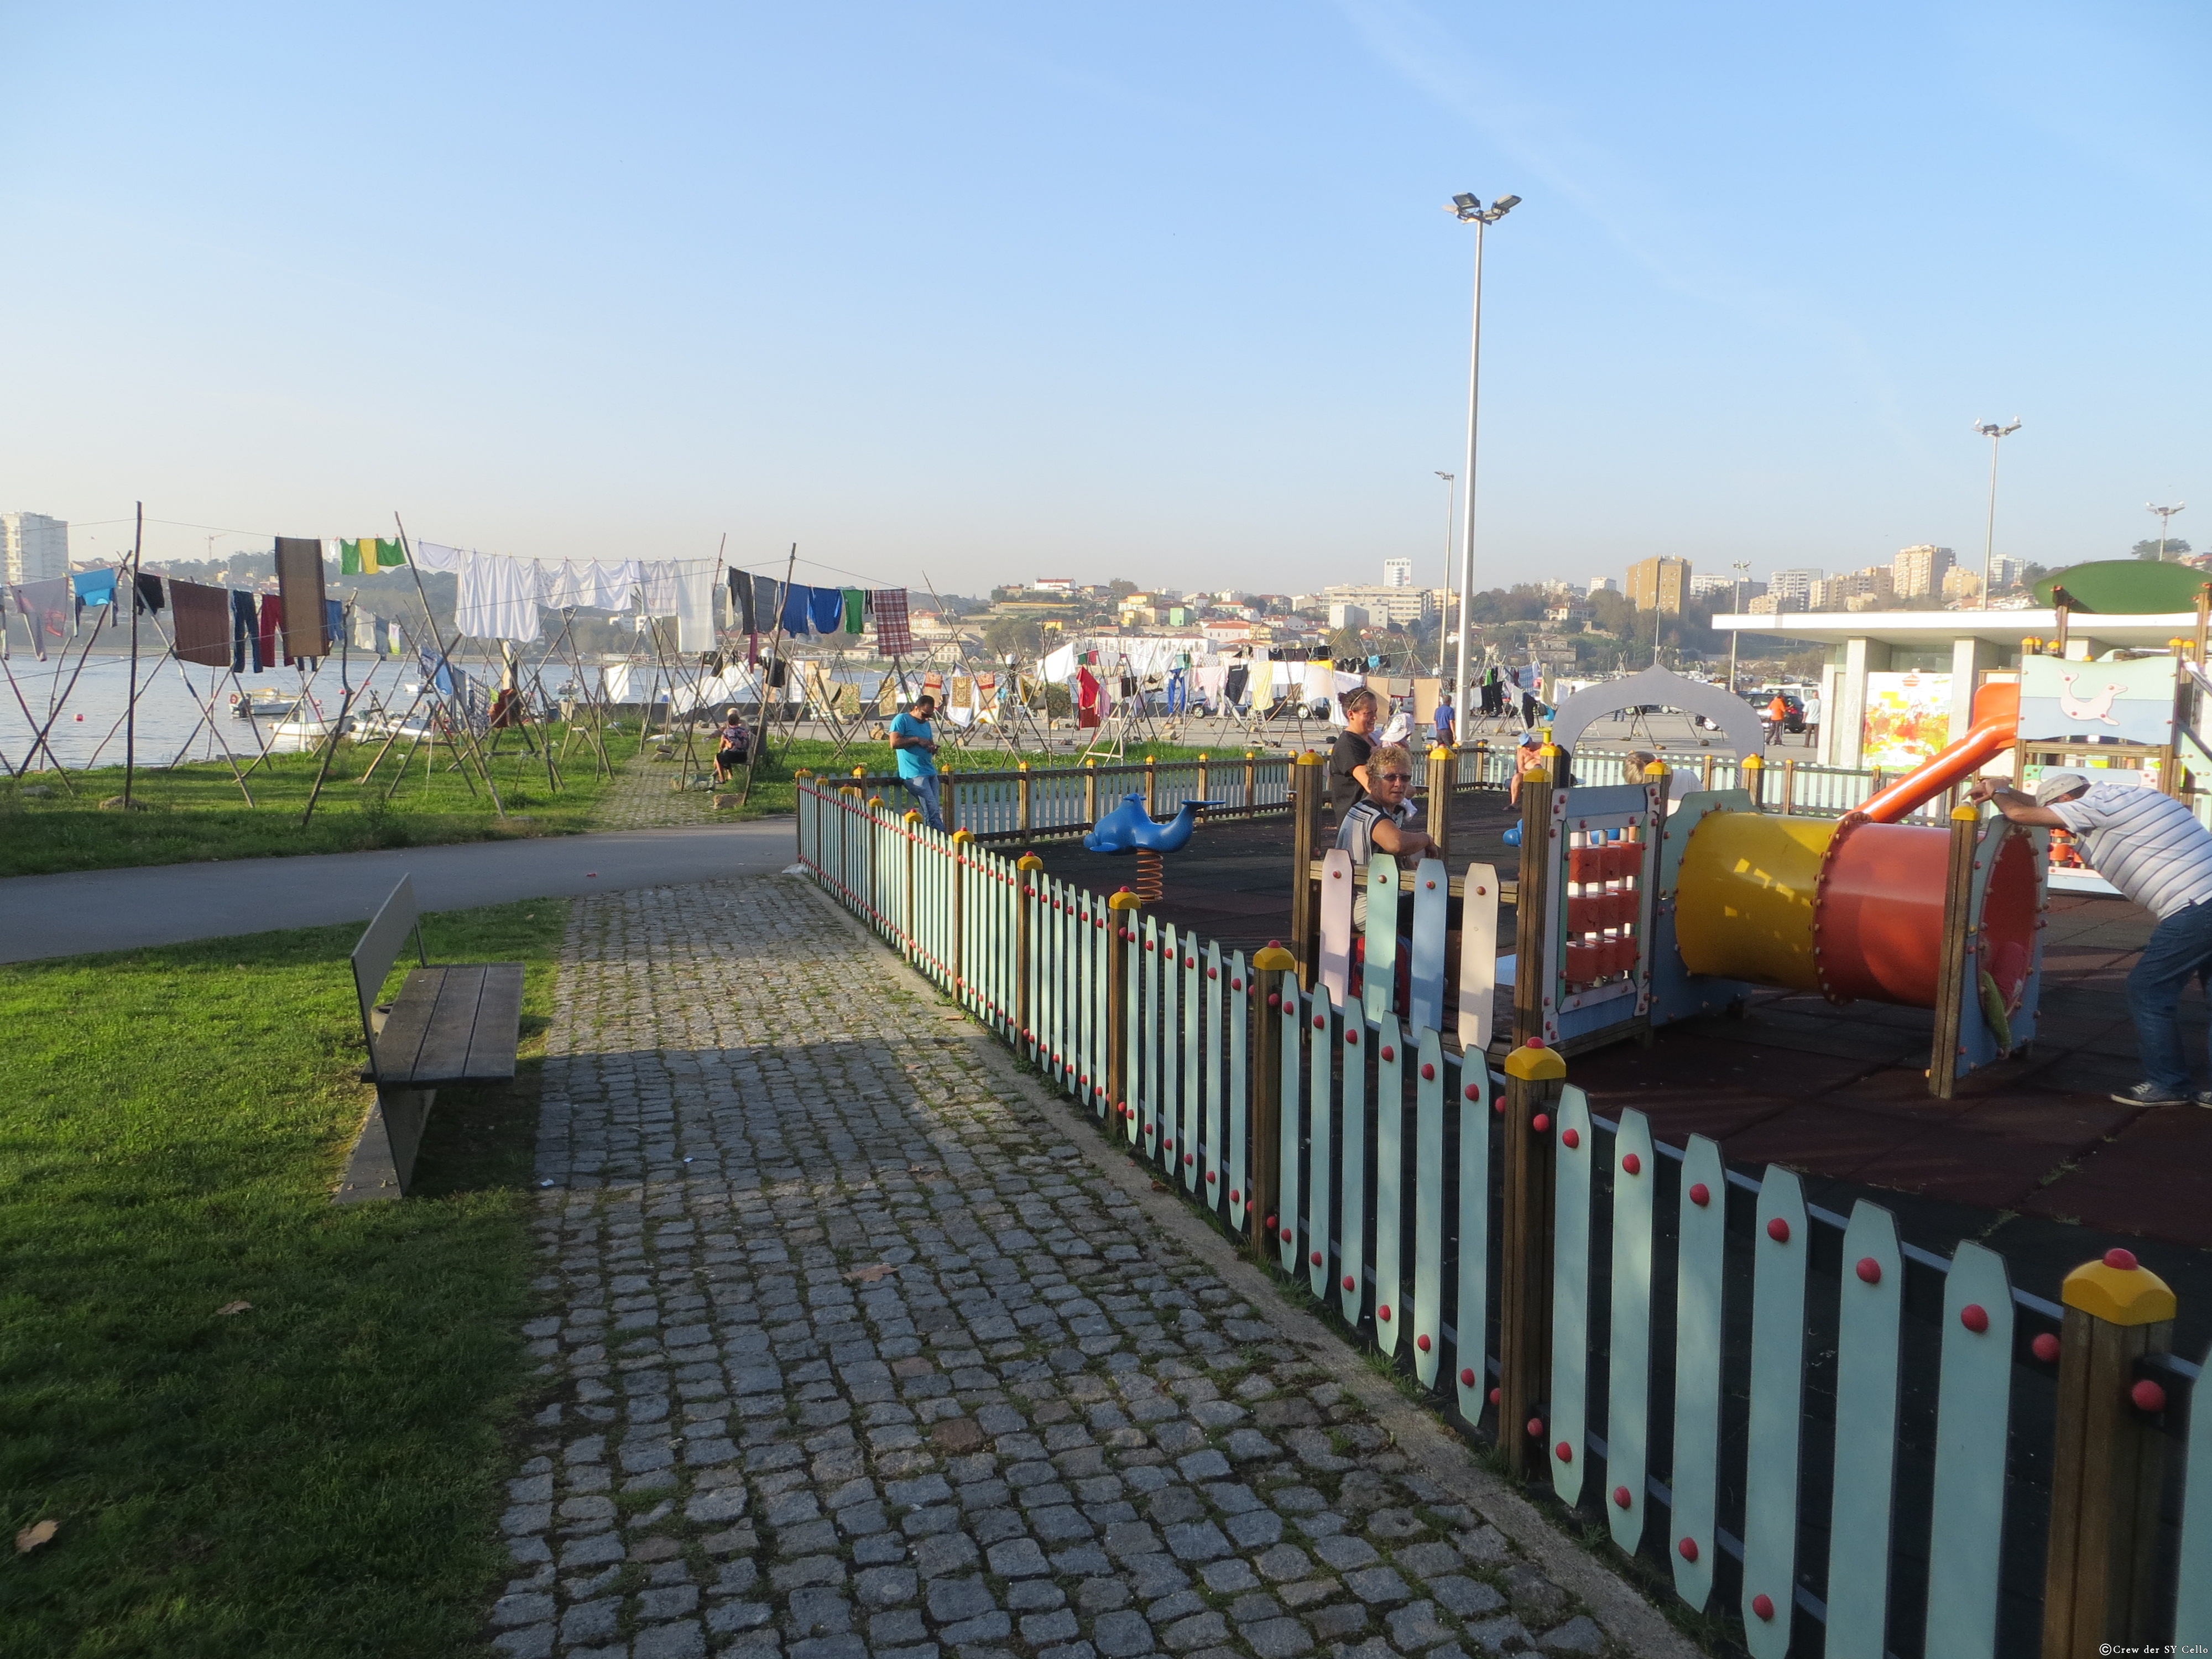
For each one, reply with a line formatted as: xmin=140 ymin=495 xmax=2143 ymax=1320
xmin=2 ymin=3 xmax=2205 ymax=595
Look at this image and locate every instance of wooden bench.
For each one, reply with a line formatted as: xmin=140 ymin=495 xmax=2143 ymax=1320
xmin=335 ymin=875 xmax=524 ymax=1202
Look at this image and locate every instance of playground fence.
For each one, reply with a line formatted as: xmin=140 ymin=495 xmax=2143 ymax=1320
xmin=795 ymin=774 xmax=2212 ymax=1658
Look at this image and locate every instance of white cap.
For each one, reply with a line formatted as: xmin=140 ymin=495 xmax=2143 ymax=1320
xmin=2034 ymin=770 xmax=2090 ymax=805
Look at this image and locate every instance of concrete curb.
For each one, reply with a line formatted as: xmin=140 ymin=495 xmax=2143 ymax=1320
xmin=795 ymin=873 xmax=1707 ymax=1659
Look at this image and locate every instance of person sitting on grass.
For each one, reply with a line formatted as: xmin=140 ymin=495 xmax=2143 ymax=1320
xmin=712 ymin=707 xmax=752 ymax=784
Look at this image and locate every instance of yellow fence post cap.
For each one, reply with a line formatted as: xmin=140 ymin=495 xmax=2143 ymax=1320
xmin=1642 ymin=760 xmax=1670 ymax=778
xmin=1251 ymin=945 xmax=1297 ymax=972
xmin=903 ymin=810 xmax=921 ymax=823
xmin=867 ymin=796 xmax=885 ymax=808
xmin=2062 ymin=1249 xmax=2176 ymax=1326
xmin=1108 ymin=890 xmax=1144 ymax=911
xmin=1950 ymin=802 xmax=1980 ymax=821
xmin=1429 ymin=744 xmax=1452 ymax=761
xmin=1504 ymin=1039 xmax=1567 ymax=1081
xmin=1016 ymin=853 xmax=1045 ymax=872
xmin=950 ymin=829 xmax=975 ymax=844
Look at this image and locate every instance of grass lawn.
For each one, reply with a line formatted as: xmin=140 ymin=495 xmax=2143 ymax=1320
xmin=0 ymin=729 xmax=620 ymax=878
xmin=0 ymin=900 xmax=566 ymax=1656
xmin=722 ymin=736 xmax=1265 ymax=817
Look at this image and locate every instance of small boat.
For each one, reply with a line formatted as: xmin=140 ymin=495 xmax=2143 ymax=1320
xmin=231 ymin=690 xmax=302 ymax=720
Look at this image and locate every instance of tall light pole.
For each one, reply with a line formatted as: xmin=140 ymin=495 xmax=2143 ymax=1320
xmin=2148 ymin=502 xmax=2187 ymax=561
xmin=1726 ymin=560 xmax=1749 ymax=692
xmin=1971 ymin=418 xmax=2022 ymax=608
xmin=1447 ymin=192 xmax=1520 ymax=736
xmin=1433 ymin=471 xmax=1455 ymax=677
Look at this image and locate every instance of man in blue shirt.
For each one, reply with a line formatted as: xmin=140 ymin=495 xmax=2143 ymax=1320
xmin=890 ymin=695 xmax=945 ymax=831
xmin=1431 ymin=691 xmax=1454 ymax=749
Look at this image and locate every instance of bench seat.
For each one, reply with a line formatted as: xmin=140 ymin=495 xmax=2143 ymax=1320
xmin=372 ymin=963 xmax=525 ymax=1087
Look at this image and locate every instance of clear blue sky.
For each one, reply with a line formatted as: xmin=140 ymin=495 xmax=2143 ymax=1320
xmin=3 ymin=2 xmax=2205 ymax=597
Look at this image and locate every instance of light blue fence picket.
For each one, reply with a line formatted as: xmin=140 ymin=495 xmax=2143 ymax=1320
xmin=1203 ymin=941 xmax=1224 ymax=1208
xmin=1307 ymin=992 xmax=1334 ymax=1303
xmin=1337 ymin=993 xmax=1367 ymax=1327
xmin=1827 ymin=1199 xmax=1902 ymax=1659
xmin=1181 ymin=937 xmax=1201 ymax=1194
xmin=1364 ymin=854 xmax=1399 ymax=1022
xmin=1605 ymin=1109 xmax=1654 ymax=1556
xmin=1279 ymin=984 xmax=1304 ymax=1275
xmin=1671 ymin=1135 xmax=1725 ymax=1611
xmin=1454 ymin=1060 xmax=1490 ymax=1426
xmin=1550 ymin=1084 xmax=1593 ymax=1506
xmin=1923 ymin=1241 xmax=2015 ymax=1659
xmin=1413 ymin=1029 xmax=1444 ymax=1391
xmin=1743 ymin=1166 xmax=1807 ymax=1656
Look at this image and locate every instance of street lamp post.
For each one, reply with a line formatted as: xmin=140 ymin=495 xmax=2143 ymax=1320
xmin=1971 ymin=418 xmax=2022 ymax=608
xmin=1447 ymin=192 xmax=1520 ymax=739
xmin=1726 ymin=560 xmax=1750 ymax=692
xmin=1433 ymin=471 xmax=1455 ymax=679
xmin=2148 ymin=502 xmax=2187 ymax=561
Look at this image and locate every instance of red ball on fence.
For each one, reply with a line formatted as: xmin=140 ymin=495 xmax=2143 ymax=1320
xmin=1205 ymin=1170 xmax=1214 ymax=1181
xmin=2105 ymin=1248 xmax=2139 ymax=1271
xmin=1459 ymin=1368 xmax=1475 ymax=1386
xmin=1855 ymin=1258 xmax=1882 ymax=1285
xmin=1678 ymin=1538 xmax=1699 ymax=1563
xmin=1562 ymin=1128 xmax=1580 ymax=1149
xmin=1525 ymin=1417 xmax=1544 ymax=1438
xmin=1310 ymin=1250 xmax=1322 ymax=1265
xmin=1230 ymin=978 xmax=1243 ymax=991
xmin=1416 ymin=1334 xmax=1430 ymax=1352
xmin=1378 ymin=1305 xmax=1391 ymax=1321
xmin=1208 ymin=968 xmax=1218 ymax=979
xmin=1751 ymin=1593 xmax=1775 ymax=1621
xmin=1493 ymin=1097 xmax=1506 ymax=1115
xmin=1227 ymin=1186 xmax=1237 ymax=1199
xmin=1342 ymin=1275 xmax=1355 ymax=1291
xmin=1766 ymin=1218 xmax=1791 ymax=1244
xmin=2032 ymin=1332 xmax=2061 ymax=1363
xmin=1464 ymin=1083 xmax=1481 ymax=1101
xmin=1489 ymin=1387 xmax=1500 ymax=1404
xmin=1264 ymin=1213 xmax=1276 ymax=1232
xmin=1345 ymin=1030 xmax=1359 ymax=1047
xmin=2132 ymin=1379 xmax=2167 ymax=1413
xmin=1554 ymin=1441 xmax=1572 ymax=1464
xmin=1380 ymin=1045 xmax=1394 ymax=1062
xmin=1161 ymin=1137 xmax=1171 ymax=1149
xmin=1959 ymin=1303 xmax=1989 ymax=1334
xmin=1421 ymin=1063 xmax=1436 ymax=1081
xmin=1184 ymin=956 xmax=1194 ymax=968
xmin=1689 ymin=1182 xmax=1711 ymax=1207
xmin=1613 ymin=1486 xmax=1631 ymax=1509
xmin=1185 ymin=1154 xmax=1194 ymax=1166
xmin=1620 ymin=1152 xmax=1641 ymax=1175
xmin=1314 ymin=1015 xmax=1326 ymax=1030
xmin=1267 ymin=993 xmax=1281 ymax=1009
xmin=1532 ymin=1114 xmax=1551 ymax=1133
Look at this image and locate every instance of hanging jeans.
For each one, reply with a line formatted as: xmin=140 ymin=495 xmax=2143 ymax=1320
xmin=2125 ymin=897 xmax=2212 ymax=1094
xmin=904 ymin=773 xmax=946 ymax=832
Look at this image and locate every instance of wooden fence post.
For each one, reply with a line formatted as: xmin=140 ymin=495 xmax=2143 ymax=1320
xmin=1498 ymin=1038 xmax=1566 ymax=1483
xmin=1018 ymin=763 xmax=1032 ymax=833
xmin=950 ymin=828 xmax=973 ymax=1001
xmin=1781 ymin=757 xmax=1797 ymax=815
xmin=941 ymin=768 xmax=958 ymax=834
xmin=1929 ymin=803 xmax=1981 ymax=1099
xmin=793 ymin=771 xmax=813 ymax=863
xmin=1106 ymin=889 xmax=1142 ymax=1130
xmin=1015 ymin=852 xmax=1043 ymax=1047
xmin=1248 ymin=943 xmax=1296 ymax=1253
xmin=902 ymin=809 xmax=920 ymax=960
xmin=1288 ymin=751 xmax=1326 ymax=989
xmin=1427 ymin=743 xmax=1454 ymax=859
xmin=1084 ymin=759 xmax=1098 ymax=826
xmin=1244 ymin=750 xmax=1258 ymax=810
xmin=1197 ymin=752 xmax=1209 ymax=807
xmin=1144 ymin=755 xmax=1159 ymax=816
xmin=1741 ymin=752 xmax=1764 ymax=810
xmin=2041 ymin=1248 xmax=2179 ymax=1656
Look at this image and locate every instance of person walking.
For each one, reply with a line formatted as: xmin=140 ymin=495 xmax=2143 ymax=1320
xmin=1971 ymin=770 xmax=2212 ymax=1105
xmin=1431 ymin=691 xmax=1455 ymax=749
xmin=1801 ymin=689 xmax=1822 ymax=749
xmin=1764 ymin=691 xmax=1790 ymax=749
xmin=890 ymin=693 xmax=946 ymax=831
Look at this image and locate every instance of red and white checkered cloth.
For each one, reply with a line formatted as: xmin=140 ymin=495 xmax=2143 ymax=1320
xmin=872 ymin=588 xmax=913 ymax=657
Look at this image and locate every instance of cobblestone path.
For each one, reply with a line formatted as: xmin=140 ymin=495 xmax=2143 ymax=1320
xmin=487 ymin=877 xmax=1656 ymax=1659
xmin=587 ymin=749 xmax=719 ymax=831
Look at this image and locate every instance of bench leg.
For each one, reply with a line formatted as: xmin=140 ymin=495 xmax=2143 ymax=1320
xmin=333 ymin=1087 xmax=437 ymax=1203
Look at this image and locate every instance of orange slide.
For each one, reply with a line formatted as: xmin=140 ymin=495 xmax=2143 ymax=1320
xmin=1856 ymin=681 xmax=2018 ymax=823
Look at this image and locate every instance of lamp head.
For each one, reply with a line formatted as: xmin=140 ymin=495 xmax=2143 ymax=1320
xmin=1451 ymin=192 xmax=1480 ymax=212
xmin=1493 ymin=195 xmax=1521 ymax=213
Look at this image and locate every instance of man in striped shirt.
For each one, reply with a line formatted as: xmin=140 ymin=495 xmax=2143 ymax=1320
xmin=1972 ymin=769 xmax=2212 ymax=1106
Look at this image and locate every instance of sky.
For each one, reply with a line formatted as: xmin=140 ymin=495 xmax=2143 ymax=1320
xmin=2 ymin=2 xmax=2206 ymax=598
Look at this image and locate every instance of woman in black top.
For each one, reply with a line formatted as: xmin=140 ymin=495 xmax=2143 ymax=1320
xmin=1328 ymin=687 xmax=1380 ymax=820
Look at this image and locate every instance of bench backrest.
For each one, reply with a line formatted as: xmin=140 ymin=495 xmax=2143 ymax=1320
xmin=352 ymin=877 xmax=427 ymax=1082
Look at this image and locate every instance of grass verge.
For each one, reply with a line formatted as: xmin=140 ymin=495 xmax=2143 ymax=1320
xmin=0 ymin=899 xmax=568 ymax=1656
xmin=0 ymin=730 xmax=620 ymax=878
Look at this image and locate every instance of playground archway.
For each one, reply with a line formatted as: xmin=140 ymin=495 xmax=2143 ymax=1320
xmin=1547 ymin=666 xmax=1764 ymax=761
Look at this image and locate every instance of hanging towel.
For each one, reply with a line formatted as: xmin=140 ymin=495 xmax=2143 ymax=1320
xmin=353 ymin=608 xmax=377 ymax=650
xmin=70 ymin=569 xmax=118 ymax=609
xmin=871 ymin=589 xmax=912 ymax=656
xmin=324 ymin=598 xmax=345 ymax=648
xmin=455 ymin=551 xmax=543 ymax=643
xmin=169 ymin=579 xmax=231 ymax=667
xmin=232 ymin=588 xmax=262 ymax=672
xmin=728 ymin=570 xmax=755 ymax=633
xmin=809 ymin=585 xmax=846 ymax=636
xmin=135 ymin=572 xmax=166 ymax=614
xmin=676 ymin=562 xmax=716 ymax=653
xmin=258 ymin=593 xmax=287 ymax=667
xmin=843 ymin=588 xmax=864 ymax=634
xmin=338 ymin=536 xmax=405 ymax=573
xmin=640 ymin=560 xmax=683 ymax=617
xmin=780 ymin=582 xmax=815 ymax=637
xmin=274 ymin=538 xmax=330 ymax=657
xmin=753 ymin=576 xmax=782 ymax=634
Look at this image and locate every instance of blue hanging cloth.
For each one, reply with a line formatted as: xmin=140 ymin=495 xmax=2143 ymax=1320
xmin=780 ymin=583 xmax=815 ymax=637
xmin=809 ymin=586 xmax=846 ymax=635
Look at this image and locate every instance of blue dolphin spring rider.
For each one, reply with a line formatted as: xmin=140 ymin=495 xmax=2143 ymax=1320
xmin=1083 ymin=791 xmax=1219 ymax=902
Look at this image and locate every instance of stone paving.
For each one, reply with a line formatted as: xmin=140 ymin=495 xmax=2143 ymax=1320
xmin=486 ymin=875 xmax=1632 ymax=1659
xmin=588 ymin=749 xmax=722 ymax=831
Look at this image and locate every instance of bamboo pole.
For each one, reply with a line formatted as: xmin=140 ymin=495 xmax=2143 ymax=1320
xmin=123 ymin=503 xmax=144 ymax=807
